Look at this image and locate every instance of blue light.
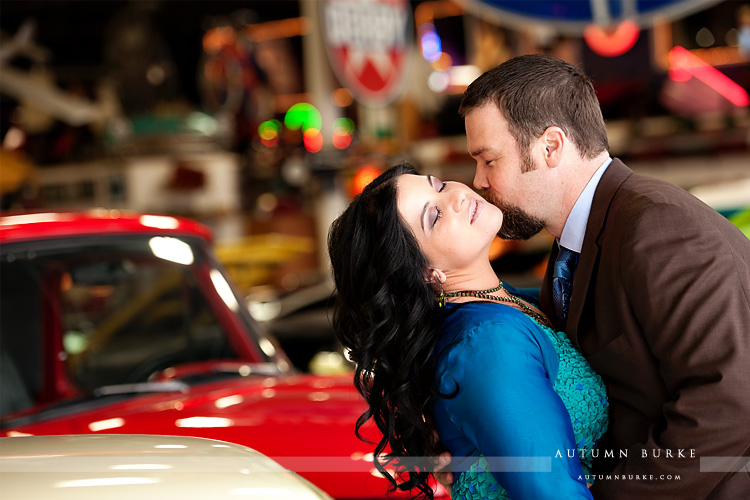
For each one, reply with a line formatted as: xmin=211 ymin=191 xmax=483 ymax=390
xmin=421 ymin=32 xmax=442 ymax=62
xmin=419 ymin=24 xmax=442 ymax=63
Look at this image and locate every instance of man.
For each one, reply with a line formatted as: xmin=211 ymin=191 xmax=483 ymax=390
xmin=437 ymin=54 xmax=750 ymax=499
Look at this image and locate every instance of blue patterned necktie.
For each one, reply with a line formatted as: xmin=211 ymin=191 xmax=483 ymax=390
xmin=552 ymin=245 xmax=579 ymax=324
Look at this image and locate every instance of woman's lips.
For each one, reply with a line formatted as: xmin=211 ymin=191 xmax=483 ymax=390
xmin=470 ymin=199 xmax=483 ymax=224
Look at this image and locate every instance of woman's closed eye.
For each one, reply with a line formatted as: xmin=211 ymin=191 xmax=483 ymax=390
xmin=431 ymin=181 xmax=448 ymax=227
xmin=432 ymin=207 xmax=442 ymax=227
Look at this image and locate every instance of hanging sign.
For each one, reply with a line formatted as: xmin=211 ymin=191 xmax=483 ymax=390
xmin=457 ymin=0 xmax=725 ymax=35
xmin=322 ymin=0 xmax=413 ymax=107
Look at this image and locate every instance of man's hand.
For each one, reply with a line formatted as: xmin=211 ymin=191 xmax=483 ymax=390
xmin=432 ymin=450 xmax=454 ymax=493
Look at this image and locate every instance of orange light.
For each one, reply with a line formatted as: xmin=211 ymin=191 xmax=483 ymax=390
xmin=203 ymin=27 xmax=237 ymax=55
xmin=332 ymin=88 xmax=354 ymax=107
xmin=431 ymin=52 xmax=453 ymax=72
xmin=243 ymin=17 xmax=309 ymax=43
xmin=414 ymin=0 xmax=463 ymax=28
xmin=653 ymin=20 xmax=745 ymax=70
xmin=350 ymin=166 xmax=383 ymax=197
xmin=584 ymin=20 xmax=640 ymax=57
xmin=488 ymin=237 xmax=511 ymax=261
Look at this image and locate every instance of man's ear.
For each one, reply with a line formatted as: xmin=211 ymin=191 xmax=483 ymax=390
xmin=541 ymin=126 xmax=565 ymax=167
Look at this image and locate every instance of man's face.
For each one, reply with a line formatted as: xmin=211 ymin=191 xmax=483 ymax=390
xmin=465 ymin=104 xmax=547 ymax=240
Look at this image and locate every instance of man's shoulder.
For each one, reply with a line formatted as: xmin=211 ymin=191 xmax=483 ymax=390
xmin=601 ymin=161 xmax=713 ymax=219
xmin=595 ymin=165 xmax=747 ymax=253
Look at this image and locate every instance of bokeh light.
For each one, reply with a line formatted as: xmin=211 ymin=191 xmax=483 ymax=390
xmin=432 ymin=52 xmax=453 ymax=72
xmin=428 ymin=71 xmax=450 ymax=93
xmin=332 ymin=117 xmax=355 ymax=150
xmin=284 ymin=103 xmax=322 ymax=132
xmin=258 ymin=119 xmax=282 ymax=147
xmin=668 ymin=46 xmax=750 ymax=106
xmin=350 ymin=165 xmax=383 ymax=197
xmin=303 ymin=128 xmax=323 ymax=153
xmin=583 ymin=20 xmax=640 ymax=58
xmin=332 ymin=88 xmax=354 ymax=107
xmin=332 ymin=134 xmax=352 ymax=150
xmin=419 ymin=23 xmax=442 ymax=62
xmin=203 ymin=26 xmax=236 ymax=55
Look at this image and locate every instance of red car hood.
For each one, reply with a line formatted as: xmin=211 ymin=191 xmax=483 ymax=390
xmin=1 ymin=372 xmax=401 ymax=499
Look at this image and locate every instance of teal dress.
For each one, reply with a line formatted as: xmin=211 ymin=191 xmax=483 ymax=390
xmin=433 ymin=288 xmax=609 ymax=500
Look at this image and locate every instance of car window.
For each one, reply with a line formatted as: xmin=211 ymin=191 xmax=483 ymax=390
xmin=60 ymin=256 xmax=234 ymax=390
xmin=0 ymin=236 xmax=240 ymax=416
xmin=0 ymin=259 xmax=41 ymax=416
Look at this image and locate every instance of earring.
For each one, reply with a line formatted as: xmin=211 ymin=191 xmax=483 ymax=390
xmin=437 ymin=281 xmax=446 ymax=308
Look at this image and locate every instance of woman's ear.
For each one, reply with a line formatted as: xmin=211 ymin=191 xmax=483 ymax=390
xmin=428 ymin=268 xmax=447 ymax=285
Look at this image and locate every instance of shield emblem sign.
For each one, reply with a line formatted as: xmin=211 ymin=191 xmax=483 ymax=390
xmin=322 ymin=0 xmax=413 ymax=107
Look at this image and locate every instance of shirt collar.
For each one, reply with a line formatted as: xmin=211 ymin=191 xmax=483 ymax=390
xmin=558 ymin=157 xmax=612 ymax=252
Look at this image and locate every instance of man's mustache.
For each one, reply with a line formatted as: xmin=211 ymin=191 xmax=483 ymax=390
xmin=479 ymin=189 xmax=546 ymax=240
xmin=479 ymin=189 xmax=502 ymax=207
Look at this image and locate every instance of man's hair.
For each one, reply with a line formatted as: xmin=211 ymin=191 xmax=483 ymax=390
xmin=459 ymin=54 xmax=609 ymax=160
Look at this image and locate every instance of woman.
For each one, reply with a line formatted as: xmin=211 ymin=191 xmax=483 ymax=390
xmin=328 ymin=164 xmax=608 ymax=499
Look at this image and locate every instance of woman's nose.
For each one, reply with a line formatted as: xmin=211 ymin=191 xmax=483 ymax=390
xmin=451 ymin=190 xmax=466 ymax=212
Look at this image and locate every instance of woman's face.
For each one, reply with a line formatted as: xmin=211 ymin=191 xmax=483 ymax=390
xmin=396 ymin=174 xmax=503 ymax=274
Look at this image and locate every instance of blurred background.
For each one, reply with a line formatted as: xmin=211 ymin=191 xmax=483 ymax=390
xmin=2 ymin=0 xmax=749 ymax=371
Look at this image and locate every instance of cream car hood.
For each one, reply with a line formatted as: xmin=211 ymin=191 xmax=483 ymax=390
xmin=0 ymin=434 xmax=333 ymax=500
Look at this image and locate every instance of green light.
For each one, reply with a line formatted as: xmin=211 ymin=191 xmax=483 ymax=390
xmin=258 ymin=119 xmax=281 ymax=136
xmin=333 ymin=117 xmax=355 ymax=135
xmin=284 ymin=103 xmax=322 ymax=132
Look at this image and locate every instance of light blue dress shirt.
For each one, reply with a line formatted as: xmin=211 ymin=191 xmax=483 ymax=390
xmin=559 ymin=158 xmax=612 ymax=252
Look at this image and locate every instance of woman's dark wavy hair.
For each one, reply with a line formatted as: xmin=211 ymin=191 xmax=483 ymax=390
xmin=327 ymin=163 xmax=448 ymax=498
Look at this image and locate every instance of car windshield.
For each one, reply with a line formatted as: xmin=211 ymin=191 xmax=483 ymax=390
xmin=0 ymin=234 xmax=276 ymax=418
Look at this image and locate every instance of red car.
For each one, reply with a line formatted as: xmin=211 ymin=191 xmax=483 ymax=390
xmin=0 ymin=211 xmax=447 ymax=499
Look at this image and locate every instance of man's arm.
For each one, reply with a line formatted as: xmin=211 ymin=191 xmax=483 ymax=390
xmin=431 ymin=450 xmax=454 ymax=493
xmin=590 ymin=203 xmax=750 ymax=498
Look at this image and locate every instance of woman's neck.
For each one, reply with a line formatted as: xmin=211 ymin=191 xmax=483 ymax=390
xmin=442 ymin=262 xmax=500 ymax=293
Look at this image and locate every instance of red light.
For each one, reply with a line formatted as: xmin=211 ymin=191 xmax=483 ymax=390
xmin=668 ymin=46 xmax=750 ymax=107
xmin=303 ymin=129 xmax=323 ymax=153
xmin=332 ymin=132 xmax=352 ymax=150
xmin=260 ymin=135 xmax=279 ymax=148
xmin=584 ymin=20 xmax=640 ymax=57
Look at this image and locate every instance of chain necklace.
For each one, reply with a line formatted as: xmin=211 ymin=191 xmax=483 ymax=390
xmin=439 ymin=282 xmax=552 ymax=328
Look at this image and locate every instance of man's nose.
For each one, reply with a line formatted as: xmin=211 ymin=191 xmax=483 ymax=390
xmin=473 ymin=164 xmax=488 ymax=190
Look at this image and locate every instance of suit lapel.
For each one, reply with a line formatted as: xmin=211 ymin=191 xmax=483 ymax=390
xmin=565 ymin=159 xmax=632 ymax=342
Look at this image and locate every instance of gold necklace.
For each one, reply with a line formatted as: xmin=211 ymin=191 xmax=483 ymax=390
xmin=439 ymin=282 xmax=552 ymax=328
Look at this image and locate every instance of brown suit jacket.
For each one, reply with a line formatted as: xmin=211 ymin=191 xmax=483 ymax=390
xmin=539 ymin=159 xmax=750 ymax=499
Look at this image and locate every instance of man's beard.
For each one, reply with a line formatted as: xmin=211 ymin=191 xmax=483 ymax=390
xmin=481 ymin=189 xmax=546 ymax=240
